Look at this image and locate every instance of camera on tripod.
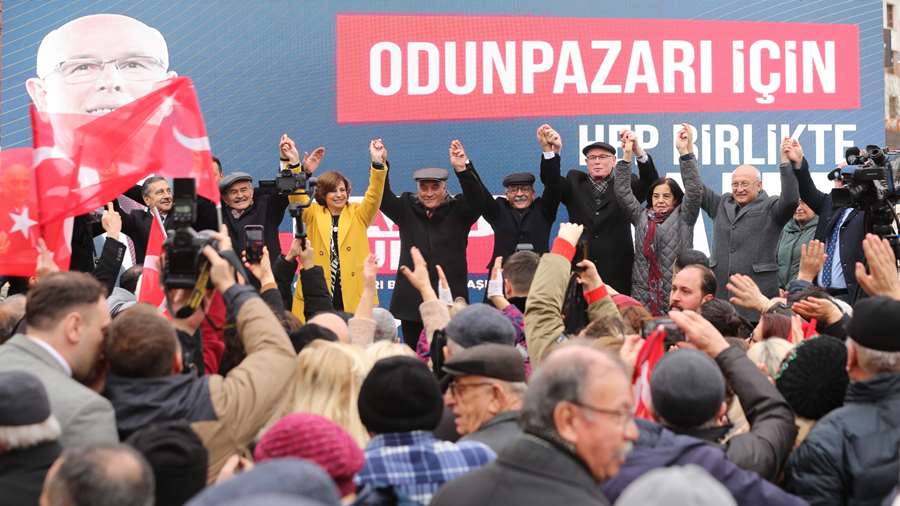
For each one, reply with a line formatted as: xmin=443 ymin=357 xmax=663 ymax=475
xmin=162 ymin=178 xmax=218 ymax=289
xmin=260 ymin=168 xmax=318 ymax=240
xmin=831 ymin=145 xmax=900 ymax=258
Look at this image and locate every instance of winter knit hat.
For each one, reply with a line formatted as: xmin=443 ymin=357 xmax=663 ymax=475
xmin=358 ymin=356 xmax=443 ymax=434
xmin=776 ymin=335 xmax=849 ymax=420
xmin=126 ymin=420 xmax=208 ymax=506
xmin=650 ymin=350 xmax=725 ymax=429
xmin=255 ymin=413 xmax=364 ymax=497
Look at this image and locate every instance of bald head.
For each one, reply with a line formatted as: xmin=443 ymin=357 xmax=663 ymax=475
xmin=28 ymin=14 xmax=174 ymax=114
xmin=730 ymin=164 xmax=763 ymax=205
xmin=307 ymin=312 xmax=349 ymax=343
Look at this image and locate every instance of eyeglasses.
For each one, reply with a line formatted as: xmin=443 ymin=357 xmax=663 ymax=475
xmin=585 ymin=154 xmax=615 ymax=161
xmin=570 ymin=400 xmax=634 ymax=427
xmin=731 ymin=181 xmax=756 ymax=190
xmin=46 ymin=56 xmax=166 ymax=84
xmin=505 ymin=185 xmax=532 ymax=194
xmin=448 ymin=381 xmax=494 ymax=398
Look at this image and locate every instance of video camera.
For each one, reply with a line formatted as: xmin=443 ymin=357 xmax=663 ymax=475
xmin=162 ymin=178 xmax=218 ymax=290
xmin=260 ymin=168 xmax=318 ymax=240
xmin=831 ymin=145 xmax=900 ymax=258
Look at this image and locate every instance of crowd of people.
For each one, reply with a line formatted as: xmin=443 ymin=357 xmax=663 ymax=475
xmin=1 ymin=11 xmax=900 ymax=506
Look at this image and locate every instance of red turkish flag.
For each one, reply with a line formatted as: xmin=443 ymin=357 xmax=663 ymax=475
xmin=632 ymin=329 xmax=666 ymax=421
xmin=137 ymin=209 xmax=166 ymax=309
xmin=31 ymin=77 xmax=220 ymax=225
xmin=0 ymin=148 xmax=73 ymax=276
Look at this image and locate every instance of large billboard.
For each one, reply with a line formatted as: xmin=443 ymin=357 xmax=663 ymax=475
xmin=1 ymin=0 xmax=884 ymax=303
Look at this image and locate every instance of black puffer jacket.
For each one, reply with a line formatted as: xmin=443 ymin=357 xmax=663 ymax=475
xmin=785 ymin=373 xmax=900 ymax=506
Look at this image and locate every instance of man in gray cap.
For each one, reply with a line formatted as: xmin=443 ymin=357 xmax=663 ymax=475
xmin=786 ymin=295 xmax=900 ymax=504
xmin=478 ymin=127 xmax=562 ymax=281
xmin=0 ymin=370 xmax=63 ymax=506
xmin=443 ymin=343 xmax=527 ymax=454
xmin=220 ymin=170 xmax=290 ymax=264
xmin=380 ymin=139 xmax=488 ymax=347
xmin=666 ymin=310 xmax=797 ymax=481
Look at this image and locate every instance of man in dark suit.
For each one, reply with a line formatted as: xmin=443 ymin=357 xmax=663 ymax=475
xmin=540 ymin=125 xmax=659 ymax=295
xmin=790 ymin=139 xmax=865 ymax=303
xmin=114 ymin=176 xmax=218 ymax=264
xmin=380 ymin=139 xmax=487 ymax=347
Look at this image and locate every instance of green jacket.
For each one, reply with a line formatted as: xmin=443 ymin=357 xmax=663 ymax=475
xmin=525 ymin=251 xmax=623 ymax=367
xmin=776 ymin=216 xmax=819 ymax=288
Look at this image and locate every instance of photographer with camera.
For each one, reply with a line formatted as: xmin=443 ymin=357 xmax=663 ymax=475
xmin=278 ymin=134 xmax=386 ymax=316
xmin=102 ymin=225 xmax=297 ymax=482
xmin=658 ymin=310 xmax=797 ymax=481
xmin=789 ymin=139 xmax=866 ymax=304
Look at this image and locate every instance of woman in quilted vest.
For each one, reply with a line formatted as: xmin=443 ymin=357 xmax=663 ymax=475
xmin=613 ymin=124 xmax=704 ymax=314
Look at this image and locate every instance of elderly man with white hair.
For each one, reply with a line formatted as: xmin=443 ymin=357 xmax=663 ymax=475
xmin=701 ymin=138 xmax=800 ymax=319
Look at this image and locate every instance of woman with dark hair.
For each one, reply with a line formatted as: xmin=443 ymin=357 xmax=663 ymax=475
xmin=614 ymin=124 xmax=703 ymax=314
xmin=279 ymin=135 xmax=386 ymax=316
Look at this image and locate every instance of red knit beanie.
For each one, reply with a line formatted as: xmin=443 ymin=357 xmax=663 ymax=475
xmin=255 ymin=413 xmax=364 ymax=497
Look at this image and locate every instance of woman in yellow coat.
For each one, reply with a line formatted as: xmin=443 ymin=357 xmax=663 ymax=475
xmin=280 ymin=135 xmax=386 ymax=318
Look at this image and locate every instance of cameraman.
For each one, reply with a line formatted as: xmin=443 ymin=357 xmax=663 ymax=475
xmin=789 ymin=139 xmax=865 ymax=304
xmin=102 ymin=227 xmax=296 ymax=481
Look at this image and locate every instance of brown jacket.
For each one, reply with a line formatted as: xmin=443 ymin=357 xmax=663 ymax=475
xmin=524 ymin=252 xmax=623 ymax=366
xmin=195 ymin=293 xmax=296 ymax=481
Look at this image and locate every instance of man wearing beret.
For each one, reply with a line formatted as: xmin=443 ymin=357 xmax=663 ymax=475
xmin=786 ymin=295 xmax=900 ymax=505
xmin=478 ymin=130 xmax=562 ymax=275
xmin=539 ymin=125 xmax=659 ymax=295
xmin=380 ymin=139 xmax=488 ymax=347
xmin=443 ymin=343 xmax=527 ymax=454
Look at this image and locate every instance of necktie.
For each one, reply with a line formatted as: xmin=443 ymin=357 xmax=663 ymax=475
xmin=821 ymin=213 xmax=842 ymax=287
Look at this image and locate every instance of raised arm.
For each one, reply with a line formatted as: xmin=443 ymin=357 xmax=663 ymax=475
xmin=671 ymin=124 xmax=704 ymax=226
xmin=356 ymin=157 xmax=388 ymax=226
xmin=92 ymin=203 xmax=126 ymax=295
xmin=789 ymin=138 xmax=829 ymax=213
xmin=449 ymin=139 xmax=488 ymax=224
xmin=525 ymin=223 xmax=582 ymax=366
xmin=613 ymin=134 xmax=645 ymax=225
xmin=773 ymin=137 xmax=802 ymax=227
xmin=628 ymin=131 xmax=660 ymax=202
xmin=537 ymin=124 xmax=563 ymax=219
xmin=374 ymin=139 xmax=403 ymax=222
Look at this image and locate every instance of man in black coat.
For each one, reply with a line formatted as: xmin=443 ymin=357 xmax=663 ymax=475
xmin=541 ymin=125 xmax=658 ymax=295
xmin=786 ymin=296 xmax=900 ymax=505
xmin=479 ymin=125 xmax=563 ymax=274
xmin=220 ymin=172 xmax=289 ymax=263
xmin=790 ymin=141 xmax=865 ymax=303
xmin=380 ymin=139 xmax=486 ymax=347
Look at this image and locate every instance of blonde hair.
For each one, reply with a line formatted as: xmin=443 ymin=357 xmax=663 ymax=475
xmin=270 ymin=340 xmax=372 ymax=447
xmin=366 ymin=340 xmax=415 ymax=362
xmin=747 ymin=337 xmax=795 ymax=378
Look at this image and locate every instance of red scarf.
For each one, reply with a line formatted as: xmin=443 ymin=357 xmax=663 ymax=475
xmin=643 ymin=208 xmax=673 ymax=314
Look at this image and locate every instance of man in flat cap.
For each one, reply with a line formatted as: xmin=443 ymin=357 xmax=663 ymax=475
xmin=443 ymin=343 xmax=527 ymax=454
xmin=539 ymin=125 xmax=659 ymax=295
xmin=786 ymin=295 xmax=900 ymax=505
xmin=380 ymin=139 xmax=488 ymax=347
xmin=478 ymin=151 xmax=561 ymax=282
